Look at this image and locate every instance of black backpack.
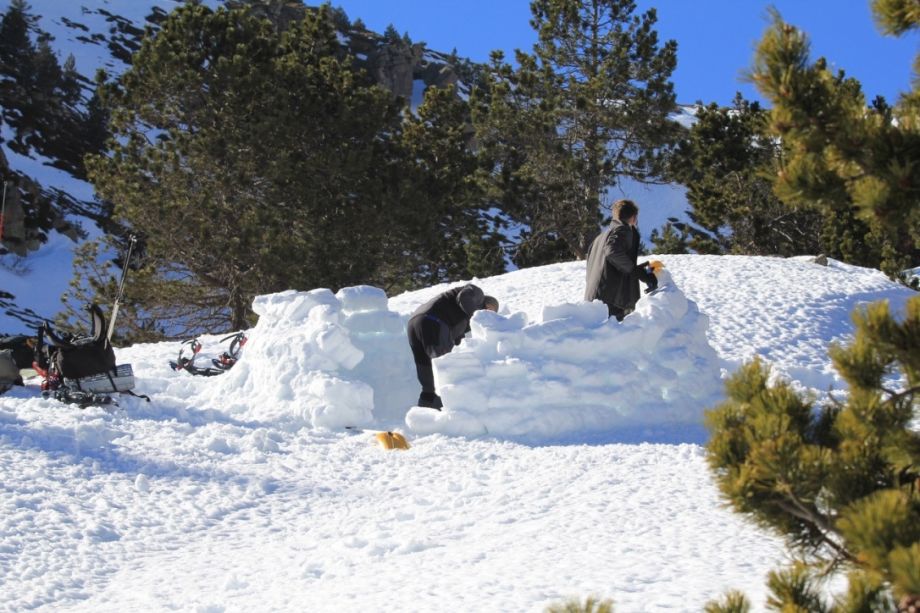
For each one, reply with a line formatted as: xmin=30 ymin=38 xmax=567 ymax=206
xmin=33 ymin=305 xmax=148 ymax=407
xmin=42 ymin=304 xmax=116 ymax=380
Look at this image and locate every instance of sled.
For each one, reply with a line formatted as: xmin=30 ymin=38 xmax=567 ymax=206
xmin=65 ymin=363 xmax=135 ymax=394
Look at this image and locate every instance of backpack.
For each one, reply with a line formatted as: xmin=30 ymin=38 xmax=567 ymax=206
xmin=37 ymin=304 xmax=146 ymax=405
xmin=43 ymin=304 xmax=116 ymax=380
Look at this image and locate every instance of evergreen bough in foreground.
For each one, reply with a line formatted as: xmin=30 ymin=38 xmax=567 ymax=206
xmin=705 ymin=296 xmax=920 ymax=611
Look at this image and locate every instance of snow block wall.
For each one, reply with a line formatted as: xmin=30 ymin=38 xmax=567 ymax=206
xmin=211 ymin=270 xmax=723 ymax=442
xmin=406 ymin=270 xmax=724 ymax=440
xmin=212 ymin=287 xmax=417 ymax=430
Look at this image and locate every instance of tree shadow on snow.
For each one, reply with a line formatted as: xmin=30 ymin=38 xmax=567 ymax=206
xmin=491 ymin=422 xmax=710 ymax=447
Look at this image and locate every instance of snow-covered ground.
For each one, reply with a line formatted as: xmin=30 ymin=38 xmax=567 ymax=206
xmin=0 ymin=254 xmax=915 ymax=612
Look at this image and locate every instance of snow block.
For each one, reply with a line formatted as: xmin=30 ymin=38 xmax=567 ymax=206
xmin=252 ymin=288 xmax=338 ymax=323
xmin=342 ymin=310 xmax=404 ymax=336
xmin=336 ymin=285 xmax=389 ymax=313
xmin=304 ymin=373 xmax=374 ymax=430
xmin=540 ymin=300 xmax=609 ymax=326
xmin=405 ymin=406 xmax=488 ymax=438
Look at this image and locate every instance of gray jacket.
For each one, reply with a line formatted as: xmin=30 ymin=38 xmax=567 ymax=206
xmin=584 ymin=220 xmax=642 ymax=310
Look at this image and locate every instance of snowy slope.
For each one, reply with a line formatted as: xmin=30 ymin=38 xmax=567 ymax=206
xmin=0 ymin=254 xmax=915 ymax=612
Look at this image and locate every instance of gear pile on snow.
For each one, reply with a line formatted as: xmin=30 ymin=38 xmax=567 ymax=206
xmin=169 ymin=332 xmax=247 ymax=377
xmin=0 ymin=334 xmax=37 ymax=393
xmin=0 ymin=349 xmax=21 ymax=393
xmin=35 ymin=304 xmax=144 ymax=407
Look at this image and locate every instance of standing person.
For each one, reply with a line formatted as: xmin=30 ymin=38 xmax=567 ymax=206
xmin=584 ymin=199 xmax=658 ymax=321
xmin=407 ymin=284 xmax=499 ymax=410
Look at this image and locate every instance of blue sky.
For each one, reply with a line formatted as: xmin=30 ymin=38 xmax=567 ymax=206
xmin=332 ymin=0 xmax=917 ymax=106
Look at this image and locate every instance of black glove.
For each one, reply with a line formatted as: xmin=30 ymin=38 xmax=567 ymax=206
xmin=640 ymin=263 xmax=658 ymax=294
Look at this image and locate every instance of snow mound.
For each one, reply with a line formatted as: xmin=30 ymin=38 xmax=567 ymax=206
xmin=214 ymin=270 xmax=722 ymax=442
xmin=406 ymin=270 xmax=723 ymax=440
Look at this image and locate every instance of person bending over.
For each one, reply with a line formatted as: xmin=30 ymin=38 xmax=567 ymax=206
xmin=406 ymin=284 xmax=498 ymax=410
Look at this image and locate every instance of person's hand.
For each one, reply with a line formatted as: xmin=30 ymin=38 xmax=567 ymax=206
xmin=640 ymin=262 xmax=658 ymax=293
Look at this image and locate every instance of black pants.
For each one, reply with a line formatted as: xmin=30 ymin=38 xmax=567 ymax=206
xmin=406 ymin=315 xmax=443 ymax=408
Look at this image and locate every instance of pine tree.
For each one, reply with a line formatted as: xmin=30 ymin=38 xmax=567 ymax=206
xmin=0 ymin=0 xmax=111 ymax=254
xmin=667 ymin=94 xmax=828 ymax=257
xmin=393 ymin=85 xmax=506 ymax=287
xmin=648 ymin=220 xmax=689 ymax=255
xmin=705 ymin=296 xmax=920 ymax=609
xmin=472 ymin=0 xmax=680 ymax=265
xmin=707 ymin=8 xmax=920 ymax=604
xmin=0 ymin=0 xmax=35 ymax=86
xmin=0 ymin=0 xmax=38 ymax=156
xmin=86 ymin=4 xmax=406 ymax=335
xmin=703 ymin=590 xmax=751 ymax=613
xmin=749 ymin=5 xmax=920 ymax=275
xmin=383 ymin=23 xmax=401 ymax=44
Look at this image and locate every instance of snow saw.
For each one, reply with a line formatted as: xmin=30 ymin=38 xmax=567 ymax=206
xmin=374 ymin=431 xmax=411 ymax=450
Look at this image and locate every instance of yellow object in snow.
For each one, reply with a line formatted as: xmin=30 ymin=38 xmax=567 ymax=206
xmin=648 ymin=260 xmax=665 ymax=274
xmin=375 ymin=431 xmax=410 ymax=450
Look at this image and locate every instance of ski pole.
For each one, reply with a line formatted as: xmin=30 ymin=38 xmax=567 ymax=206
xmin=107 ymin=234 xmax=137 ymax=342
xmin=0 ymin=181 xmax=8 ymax=242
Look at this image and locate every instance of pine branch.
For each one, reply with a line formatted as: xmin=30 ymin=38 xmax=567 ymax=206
xmin=774 ymin=490 xmax=857 ymax=564
xmin=881 ymin=384 xmax=920 ymax=405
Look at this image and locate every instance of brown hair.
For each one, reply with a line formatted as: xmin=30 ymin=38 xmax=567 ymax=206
xmin=613 ymin=199 xmax=639 ymax=222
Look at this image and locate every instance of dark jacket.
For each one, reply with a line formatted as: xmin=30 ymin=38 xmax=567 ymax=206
xmin=584 ymin=220 xmax=646 ymax=311
xmin=409 ymin=284 xmax=485 ymax=358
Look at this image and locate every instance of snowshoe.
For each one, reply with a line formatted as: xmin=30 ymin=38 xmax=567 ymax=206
xmin=44 ymin=387 xmax=117 ymax=409
xmin=169 ymin=338 xmax=223 ymax=376
xmin=170 ymin=333 xmax=247 ymax=376
xmin=211 ymin=332 xmax=247 ymax=371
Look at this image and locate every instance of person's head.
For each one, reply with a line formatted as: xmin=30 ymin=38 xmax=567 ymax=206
xmin=613 ymin=199 xmax=639 ymax=226
xmin=483 ymin=296 xmax=499 ymax=312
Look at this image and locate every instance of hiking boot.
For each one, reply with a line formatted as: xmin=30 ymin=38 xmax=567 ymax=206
xmin=417 ymin=392 xmax=443 ymax=411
